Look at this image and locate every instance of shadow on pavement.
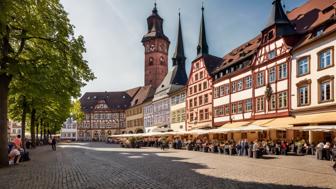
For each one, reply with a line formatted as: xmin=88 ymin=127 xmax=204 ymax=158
xmin=60 ymin=143 xmax=331 ymax=189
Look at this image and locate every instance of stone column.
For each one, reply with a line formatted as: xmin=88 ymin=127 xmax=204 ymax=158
xmin=309 ymin=130 xmax=313 ymax=144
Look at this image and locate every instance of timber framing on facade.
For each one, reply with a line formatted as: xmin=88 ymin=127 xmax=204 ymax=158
xmin=78 ymin=0 xmax=336 ymax=141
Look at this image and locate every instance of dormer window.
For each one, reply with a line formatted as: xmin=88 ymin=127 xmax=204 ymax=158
xmin=268 ymin=50 xmax=276 ymax=60
xmin=268 ymin=31 xmax=274 ymax=40
xmin=316 ymin=29 xmax=324 ymax=37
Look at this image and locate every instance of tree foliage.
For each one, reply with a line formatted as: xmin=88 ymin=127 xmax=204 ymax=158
xmin=70 ymin=100 xmax=84 ymax=122
xmin=0 ymin=0 xmax=95 ymax=167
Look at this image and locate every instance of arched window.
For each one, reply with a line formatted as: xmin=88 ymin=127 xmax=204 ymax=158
xmin=160 ymin=56 xmax=165 ymax=65
xmin=149 ymin=57 xmax=154 ymax=65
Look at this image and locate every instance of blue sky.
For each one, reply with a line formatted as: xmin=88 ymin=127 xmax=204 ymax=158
xmin=60 ymin=0 xmax=307 ymax=94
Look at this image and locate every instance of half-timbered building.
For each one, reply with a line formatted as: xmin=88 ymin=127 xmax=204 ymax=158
xmin=186 ymin=7 xmax=223 ymax=131
xmin=78 ymin=88 xmax=139 ymax=141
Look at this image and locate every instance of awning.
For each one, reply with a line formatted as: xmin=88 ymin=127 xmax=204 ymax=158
xmin=221 ymin=121 xmax=250 ymax=128
xmin=250 ymin=119 xmax=274 ymax=126
xmin=289 ymin=125 xmax=336 ymax=131
xmin=230 ymin=124 xmax=269 ymax=132
xmin=292 ymin=112 xmax=336 ymax=125
xmin=209 ymin=121 xmax=250 ymax=133
xmin=186 ymin=129 xmax=210 ymax=135
xmin=262 ymin=117 xmax=295 ymax=130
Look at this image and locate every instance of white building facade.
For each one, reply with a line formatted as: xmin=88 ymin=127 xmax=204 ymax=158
xmin=61 ymin=118 xmax=77 ymax=141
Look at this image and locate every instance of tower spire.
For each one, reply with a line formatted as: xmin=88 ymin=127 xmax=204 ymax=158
xmin=264 ymin=0 xmax=296 ymax=36
xmin=197 ymin=4 xmax=209 ymax=56
xmin=172 ymin=10 xmax=186 ymax=66
xmin=152 ymin=1 xmax=158 ymax=14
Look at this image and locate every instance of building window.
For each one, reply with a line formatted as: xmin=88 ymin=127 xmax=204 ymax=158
xmin=231 ymin=103 xmax=237 ymax=114
xmin=203 ymin=81 xmax=207 ymax=90
xmin=189 ymin=99 xmax=193 ymax=108
xmin=204 ymin=109 xmax=209 ymax=120
xmin=318 ymin=76 xmax=334 ymax=103
xmin=195 ymin=63 xmax=200 ymax=69
xmin=245 ymin=99 xmax=252 ymax=112
xmin=268 ymin=50 xmax=276 ymax=59
xmin=256 ymin=96 xmax=264 ymax=112
xmin=199 ymin=110 xmax=204 ymax=121
xmin=297 ymin=56 xmax=310 ymax=76
xmin=149 ymin=57 xmax=154 ymax=65
xmin=194 ymin=97 xmax=197 ymax=107
xmin=237 ymin=80 xmax=243 ymax=91
xmin=219 ymin=85 xmax=224 ymax=97
xmin=298 ymin=85 xmax=309 ymax=106
xmin=204 ymin=94 xmax=208 ymax=103
xmin=278 ymin=91 xmax=288 ymax=109
xmin=256 ymin=72 xmax=265 ymax=87
xmin=181 ymin=93 xmax=186 ymax=102
xmin=193 ymin=85 xmax=197 ymax=93
xmin=268 ymin=67 xmax=276 ymax=83
xmin=224 ymin=105 xmax=230 ymax=115
xmin=199 ymin=96 xmax=203 ymax=105
xmin=214 ymin=87 xmax=220 ymax=98
xmin=189 ymin=87 xmax=193 ymax=95
xmin=215 ymin=106 xmax=224 ymax=117
xmin=318 ymin=47 xmax=333 ymax=70
xmin=245 ymin=76 xmax=252 ymax=89
xmin=195 ymin=73 xmax=198 ymax=81
xmin=198 ymin=83 xmax=202 ymax=92
xmin=269 ymin=94 xmax=276 ymax=111
xmin=160 ymin=56 xmax=165 ymax=65
xmin=278 ymin=63 xmax=287 ymax=80
xmin=200 ymin=71 xmax=204 ymax=79
xmin=237 ymin=102 xmax=243 ymax=113
xmin=231 ymin=82 xmax=236 ymax=93
xmin=224 ymin=84 xmax=230 ymax=95
xmin=190 ymin=113 xmax=194 ymax=122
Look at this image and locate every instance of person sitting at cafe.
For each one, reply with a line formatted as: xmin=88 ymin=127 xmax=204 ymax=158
xmin=316 ymin=141 xmax=324 ymax=160
xmin=281 ymin=141 xmax=287 ymax=155
xmin=323 ymin=142 xmax=331 ymax=160
xmin=8 ymin=145 xmax=21 ymax=165
xmin=252 ymin=140 xmax=259 ymax=158
xmin=13 ymin=135 xmax=23 ymax=150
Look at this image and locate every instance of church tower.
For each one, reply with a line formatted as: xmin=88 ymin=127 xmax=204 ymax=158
xmin=142 ymin=3 xmax=170 ymax=89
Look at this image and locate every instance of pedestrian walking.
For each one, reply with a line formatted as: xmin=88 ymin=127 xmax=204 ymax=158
xmin=51 ymin=137 xmax=57 ymax=151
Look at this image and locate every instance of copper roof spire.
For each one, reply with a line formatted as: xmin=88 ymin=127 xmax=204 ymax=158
xmin=197 ymin=4 xmax=209 ymax=56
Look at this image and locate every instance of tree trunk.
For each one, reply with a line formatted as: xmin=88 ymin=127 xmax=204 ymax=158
xmin=30 ymin=109 xmax=36 ymax=147
xmin=0 ymin=74 xmax=11 ymax=167
xmin=40 ymin=119 xmax=42 ymax=142
xmin=36 ymin=121 xmax=39 ymax=145
xmin=43 ymin=127 xmax=46 ymax=143
xmin=21 ymin=96 xmax=27 ymax=149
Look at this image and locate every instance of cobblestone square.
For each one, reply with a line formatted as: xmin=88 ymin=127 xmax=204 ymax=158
xmin=0 ymin=142 xmax=335 ymax=189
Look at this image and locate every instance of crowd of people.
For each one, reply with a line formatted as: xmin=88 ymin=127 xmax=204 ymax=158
xmin=117 ymin=136 xmax=336 ymax=163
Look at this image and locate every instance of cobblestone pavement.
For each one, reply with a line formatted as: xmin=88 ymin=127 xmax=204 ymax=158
xmin=0 ymin=142 xmax=335 ymax=189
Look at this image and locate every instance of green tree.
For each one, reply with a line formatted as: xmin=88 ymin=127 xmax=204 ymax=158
xmin=0 ymin=0 xmax=95 ymax=167
xmin=70 ymin=100 xmax=84 ymax=122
